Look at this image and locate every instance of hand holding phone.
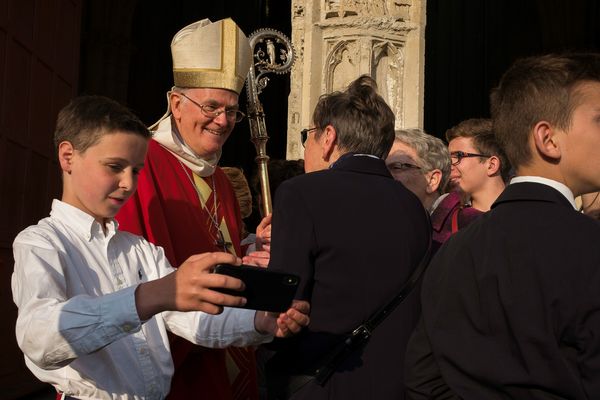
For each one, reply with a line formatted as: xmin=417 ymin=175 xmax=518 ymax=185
xmin=213 ymin=264 xmax=300 ymax=312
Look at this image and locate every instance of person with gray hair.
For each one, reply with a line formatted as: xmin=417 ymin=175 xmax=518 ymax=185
xmin=386 ymin=128 xmax=450 ymax=211
xmin=386 ymin=128 xmax=482 ymax=252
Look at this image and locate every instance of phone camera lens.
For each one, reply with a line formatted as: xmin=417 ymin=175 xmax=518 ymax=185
xmin=284 ymin=276 xmax=297 ymax=285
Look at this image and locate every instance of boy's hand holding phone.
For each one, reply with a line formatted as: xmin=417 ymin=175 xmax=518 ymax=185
xmin=135 ymin=252 xmax=247 ymax=320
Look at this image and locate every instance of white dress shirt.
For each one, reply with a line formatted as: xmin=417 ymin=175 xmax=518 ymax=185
xmin=12 ymin=200 xmax=271 ymax=400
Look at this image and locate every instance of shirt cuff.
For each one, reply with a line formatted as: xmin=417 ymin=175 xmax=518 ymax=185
xmin=100 ymin=285 xmax=141 ymax=338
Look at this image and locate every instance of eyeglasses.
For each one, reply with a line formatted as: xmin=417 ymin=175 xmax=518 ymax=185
xmin=450 ymin=151 xmax=491 ymax=166
xmin=300 ymin=127 xmax=318 ymax=147
xmin=179 ymin=92 xmax=245 ymax=123
xmin=387 ymin=162 xmax=422 ymax=172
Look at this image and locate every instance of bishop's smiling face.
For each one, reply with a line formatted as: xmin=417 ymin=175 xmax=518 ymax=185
xmin=171 ymin=88 xmax=240 ymax=159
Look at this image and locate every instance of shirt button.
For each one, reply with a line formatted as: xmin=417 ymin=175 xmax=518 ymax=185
xmin=122 ymin=324 xmax=132 ymax=332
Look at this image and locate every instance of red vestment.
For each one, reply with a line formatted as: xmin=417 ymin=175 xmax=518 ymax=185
xmin=117 ymin=139 xmax=258 ymax=400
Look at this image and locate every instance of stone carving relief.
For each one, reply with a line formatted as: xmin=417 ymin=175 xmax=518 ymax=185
xmin=326 ymin=41 xmax=359 ymax=92
xmin=287 ymin=0 xmax=425 ymax=159
xmin=372 ymin=41 xmax=404 ymax=122
xmin=324 ymin=0 xmax=412 ymax=19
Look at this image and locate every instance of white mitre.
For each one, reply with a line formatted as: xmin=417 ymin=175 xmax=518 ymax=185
xmin=171 ymin=17 xmax=252 ymax=93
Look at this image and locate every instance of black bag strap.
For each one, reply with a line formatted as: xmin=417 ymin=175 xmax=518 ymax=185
xmin=314 ymin=235 xmax=433 ymax=386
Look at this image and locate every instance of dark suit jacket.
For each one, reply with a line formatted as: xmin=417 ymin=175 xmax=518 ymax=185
xmin=268 ymin=154 xmax=430 ymax=399
xmin=405 ymin=182 xmax=600 ymax=399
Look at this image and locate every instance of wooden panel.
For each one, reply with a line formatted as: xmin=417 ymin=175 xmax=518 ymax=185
xmin=21 ymin=152 xmax=50 ymax=227
xmin=0 ymin=29 xmax=6 ymax=132
xmin=46 ymin=158 xmax=61 ymax=206
xmin=33 ymin=0 xmax=57 ymax=65
xmin=0 ymin=138 xmax=5 ymax=228
xmin=30 ymin=59 xmax=54 ymax=157
xmin=0 ymin=0 xmax=7 ymax=27
xmin=53 ymin=75 xmax=73 ymax=125
xmin=4 ymin=39 xmax=31 ymax=146
xmin=8 ymin=0 xmax=34 ymax=48
xmin=55 ymin=0 xmax=78 ymax=83
xmin=0 ymin=0 xmax=81 ymax=396
xmin=0 ymin=140 xmax=28 ymax=244
xmin=0 ymin=248 xmax=48 ymax=399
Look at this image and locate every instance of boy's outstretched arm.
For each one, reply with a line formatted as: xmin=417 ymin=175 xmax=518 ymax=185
xmin=135 ymin=252 xmax=246 ymax=320
xmin=13 ymin=233 xmax=248 ymax=370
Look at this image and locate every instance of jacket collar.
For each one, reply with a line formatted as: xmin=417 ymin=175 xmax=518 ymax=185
xmin=329 ymin=153 xmax=392 ymax=178
xmin=492 ymin=181 xmax=574 ymax=210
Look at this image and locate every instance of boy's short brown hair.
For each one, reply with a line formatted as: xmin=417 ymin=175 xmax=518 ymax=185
xmin=490 ymin=53 xmax=600 ymax=169
xmin=445 ymin=118 xmax=511 ymax=181
xmin=54 ymin=95 xmax=150 ymax=152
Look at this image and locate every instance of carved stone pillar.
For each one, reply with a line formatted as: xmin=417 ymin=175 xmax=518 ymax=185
xmin=287 ymin=0 xmax=426 ymax=159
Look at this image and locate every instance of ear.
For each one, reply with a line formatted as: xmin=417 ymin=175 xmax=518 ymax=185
xmin=58 ymin=141 xmax=75 ymax=174
xmin=532 ymin=120 xmax=561 ymax=160
xmin=486 ymin=155 xmax=501 ymax=177
xmin=320 ymin=125 xmax=338 ymax=161
xmin=425 ymin=169 xmax=443 ymax=194
xmin=170 ymin=91 xmax=183 ymax=120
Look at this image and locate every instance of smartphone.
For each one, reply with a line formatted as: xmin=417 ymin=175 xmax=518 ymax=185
xmin=213 ymin=264 xmax=300 ymax=312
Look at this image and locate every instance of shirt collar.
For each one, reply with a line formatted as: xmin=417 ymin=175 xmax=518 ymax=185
xmin=510 ymin=176 xmax=577 ymax=209
xmin=152 ymin=116 xmax=219 ymax=177
xmin=329 ymin=152 xmax=381 ymax=169
xmin=50 ymin=199 xmax=118 ymax=241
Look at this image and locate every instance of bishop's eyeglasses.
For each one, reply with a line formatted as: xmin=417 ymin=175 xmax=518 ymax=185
xmin=179 ymin=92 xmax=246 ymax=123
xmin=450 ymin=151 xmax=491 ymax=166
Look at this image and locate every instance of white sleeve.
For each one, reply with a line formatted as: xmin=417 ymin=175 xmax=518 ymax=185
xmin=162 ymin=307 xmax=273 ymax=348
xmin=11 ymin=234 xmax=142 ymax=370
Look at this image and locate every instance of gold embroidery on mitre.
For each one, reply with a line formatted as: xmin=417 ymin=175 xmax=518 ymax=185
xmin=172 ymin=18 xmax=251 ymax=94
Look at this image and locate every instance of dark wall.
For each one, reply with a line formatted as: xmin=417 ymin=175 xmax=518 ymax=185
xmin=424 ymin=0 xmax=600 ymax=139
xmin=1 ymin=1 xmax=83 ymax=397
xmin=78 ymin=0 xmax=600 ymax=159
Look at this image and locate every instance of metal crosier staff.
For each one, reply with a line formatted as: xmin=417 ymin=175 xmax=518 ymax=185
xmin=245 ymin=28 xmax=295 ymax=217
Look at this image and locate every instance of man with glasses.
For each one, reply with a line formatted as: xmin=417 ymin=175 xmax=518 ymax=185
xmin=445 ymin=118 xmax=510 ymax=211
xmin=385 ymin=128 xmax=449 ymax=212
xmin=116 ymin=18 xmax=309 ymax=400
xmin=385 ymin=128 xmax=481 ymax=252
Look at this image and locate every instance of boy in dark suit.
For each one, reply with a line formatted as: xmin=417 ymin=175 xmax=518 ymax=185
xmin=405 ymin=53 xmax=600 ymax=399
